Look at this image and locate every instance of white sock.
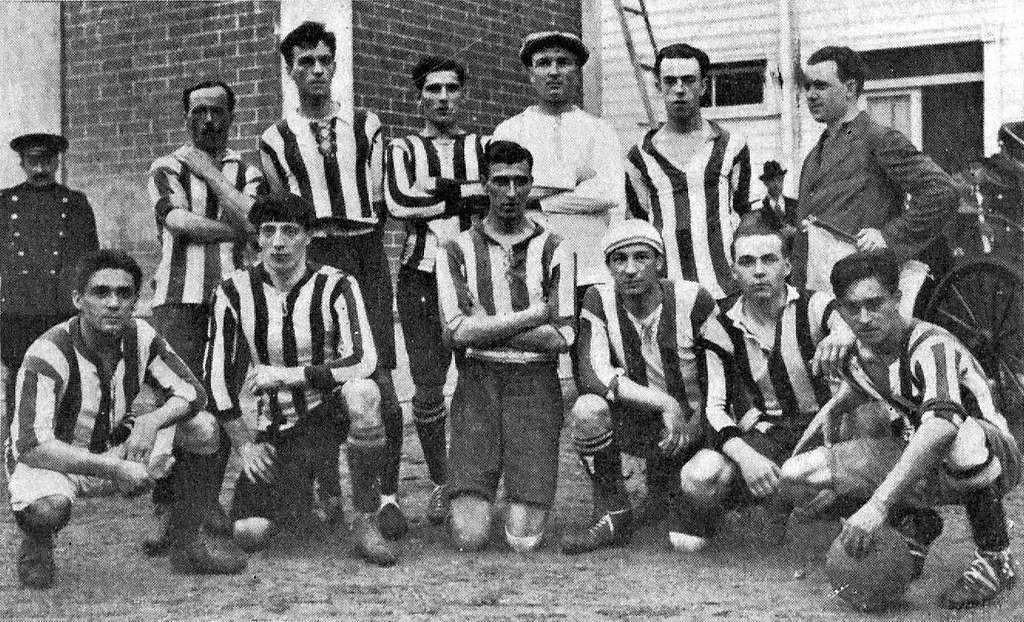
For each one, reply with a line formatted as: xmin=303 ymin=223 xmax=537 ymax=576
xmin=668 ymin=531 xmax=709 ymax=553
xmin=505 ymin=526 xmax=543 ymax=553
xmin=380 ymin=494 xmax=398 ymax=507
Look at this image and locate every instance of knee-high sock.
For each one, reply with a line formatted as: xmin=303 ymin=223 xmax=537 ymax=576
xmin=964 ymin=485 xmax=1010 ymax=552
xmin=573 ymin=427 xmax=628 ymax=512
xmin=315 ymin=442 xmax=343 ymax=498
xmin=347 ymin=423 xmax=386 ymax=514
xmin=379 ymin=388 xmax=404 ymax=497
xmin=412 ymin=397 xmax=447 ymax=485
xmin=170 ymin=451 xmax=217 ymax=543
xmin=209 ymin=425 xmax=231 ymax=509
xmin=151 ymin=445 xmax=183 ymax=507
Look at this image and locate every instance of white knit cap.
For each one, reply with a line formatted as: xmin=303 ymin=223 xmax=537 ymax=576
xmin=601 ymin=219 xmax=665 ymax=258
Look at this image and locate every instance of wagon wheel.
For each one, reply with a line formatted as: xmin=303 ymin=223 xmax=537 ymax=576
xmin=923 ymin=258 xmax=1024 ymax=425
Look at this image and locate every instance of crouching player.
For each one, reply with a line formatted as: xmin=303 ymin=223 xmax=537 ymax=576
xmin=204 ymin=192 xmax=397 ymax=565
xmin=562 ymin=219 xmax=732 ymax=554
xmin=7 ymin=250 xmax=246 ymax=589
xmin=780 ymin=250 xmax=1022 ymax=609
xmin=670 ymin=218 xmax=852 ymax=550
xmin=435 ymin=140 xmax=575 ymax=553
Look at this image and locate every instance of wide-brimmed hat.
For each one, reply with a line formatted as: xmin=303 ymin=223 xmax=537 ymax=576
xmin=759 ymin=160 xmax=787 ymax=181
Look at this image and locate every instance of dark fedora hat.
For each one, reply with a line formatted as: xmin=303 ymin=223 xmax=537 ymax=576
xmin=759 ymin=160 xmax=787 ymax=181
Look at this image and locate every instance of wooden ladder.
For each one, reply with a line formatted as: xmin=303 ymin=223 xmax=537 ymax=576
xmin=612 ymin=0 xmax=658 ymax=126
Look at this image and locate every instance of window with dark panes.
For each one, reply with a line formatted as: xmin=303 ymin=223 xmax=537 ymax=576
xmin=700 ymin=60 xmax=767 ymax=107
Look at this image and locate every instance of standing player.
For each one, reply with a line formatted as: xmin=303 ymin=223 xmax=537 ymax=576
xmin=780 ymin=250 xmax=1021 ymax=609
xmin=493 ymin=31 xmax=625 ymax=304
xmin=671 ymin=218 xmax=851 ymax=551
xmin=625 ymin=43 xmax=751 ymax=301
xmin=385 ymin=55 xmax=489 ymax=524
xmin=204 ymin=192 xmax=397 ymax=565
xmin=436 ymin=141 xmax=574 ymax=553
xmin=145 ymin=79 xmax=264 ymax=553
xmin=259 ymin=21 xmax=403 ymax=537
xmin=563 ymin=219 xmax=732 ymax=554
xmin=8 ymin=250 xmax=245 ymax=589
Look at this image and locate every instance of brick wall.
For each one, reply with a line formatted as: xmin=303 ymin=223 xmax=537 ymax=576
xmin=62 ymin=0 xmax=280 ymax=285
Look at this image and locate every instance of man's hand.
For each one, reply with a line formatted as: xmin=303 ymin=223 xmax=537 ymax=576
xmin=175 ymin=145 xmax=221 ymax=180
xmin=115 ymin=460 xmax=154 ymax=497
xmin=839 ymin=499 xmax=888 ymax=558
xmin=855 ymin=228 xmax=887 ymax=251
xmin=735 ymin=445 xmax=782 ymax=499
xmin=246 ymin=365 xmax=303 ymax=393
xmin=658 ymin=399 xmax=690 ymax=456
xmin=811 ymin=330 xmax=854 ymax=378
xmin=238 ymin=441 xmax=277 ymax=483
xmin=122 ymin=416 xmax=161 ymax=465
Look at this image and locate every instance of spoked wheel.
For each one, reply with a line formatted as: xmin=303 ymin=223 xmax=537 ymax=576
xmin=923 ymin=258 xmax=1024 ymax=426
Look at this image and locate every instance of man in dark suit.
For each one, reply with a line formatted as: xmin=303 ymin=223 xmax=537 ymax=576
xmin=752 ymin=160 xmax=798 ymax=231
xmin=793 ymin=46 xmax=956 ymax=303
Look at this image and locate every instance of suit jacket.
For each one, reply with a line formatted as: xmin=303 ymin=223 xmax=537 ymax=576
xmin=794 ymin=111 xmax=956 ymax=286
xmin=752 ymin=195 xmax=799 ymax=230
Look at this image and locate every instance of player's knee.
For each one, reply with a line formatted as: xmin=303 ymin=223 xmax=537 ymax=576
xmin=569 ymin=395 xmax=612 ymax=449
xmin=450 ymin=494 xmax=491 ymax=551
xmin=679 ymin=451 xmax=732 ymax=501
xmin=233 ymin=517 xmax=274 ymax=552
xmin=177 ymin=411 xmax=221 ymax=455
xmin=342 ymin=378 xmax=382 ymax=429
xmin=15 ymin=494 xmax=72 ymax=534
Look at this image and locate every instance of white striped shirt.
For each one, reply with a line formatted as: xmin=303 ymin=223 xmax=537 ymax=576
xmin=625 ymin=121 xmax=752 ymax=299
xmin=385 ymin=133 xmax=488 ymax=272
xmin=204 ymin=263 xmax=377 ymax=434
xmin=11 ymin=317 xmax=204 ymax=459
xmin=148 ymin=147 xmax=264 ymax=306
xmin=259 ymin=107 xmax=383 ymax=233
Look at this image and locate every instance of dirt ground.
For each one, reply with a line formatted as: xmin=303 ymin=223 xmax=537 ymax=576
xmin=3 ymin=407 xmax=1024 ymax=622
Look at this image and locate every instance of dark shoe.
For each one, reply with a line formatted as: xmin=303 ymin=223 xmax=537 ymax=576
xmin=143 ymin=503 xmax=173 ymax=557
xmin=426 ymin=484 xmax=449 ymax=526
xmin=940 ymin=550 xmax=1017 ymax=609
xmin=353 ymin=513 xmax=399 ymax=567
xmin=17 ymin=532 xmax=55 ymax=589
xmin=376 ymin=500 xmax=408 ymax=540
xmin=170 ymin=530 xmax=247 ymax=575
xmin=204 ymin=503 xmax=233 ymax=538
xmin=562 ymin=509 xmax=632 ymax=555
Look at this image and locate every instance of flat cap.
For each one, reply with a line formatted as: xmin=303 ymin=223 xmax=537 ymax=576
xmin=519 ymin=31 xmax=589 ymax=67
xmin=10 ymin=133 xmax=68 ymax=155
xmin=602 ymin=219 xmax=665 ymax=258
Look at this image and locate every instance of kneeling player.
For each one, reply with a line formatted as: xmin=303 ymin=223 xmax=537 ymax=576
xmin=780 ymin=250 xmax=1021 ymax=609
xmin=7 ymin=250 xmax=245 ymax=589
xmin=562 ymin=220 xmax=731 ymax=554
xmin=671 ymin=218 xmax=852 ymax=550
xmin=205 ymin=193 xmax=397 ymax=565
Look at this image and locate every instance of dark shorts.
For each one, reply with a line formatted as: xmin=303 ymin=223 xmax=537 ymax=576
xmin=309 ymin=230 xmax=396 ymax=370
xmin=725 ymin=415 xmax=814 ymax=505
xmin=150 ymin=303 xmax=211 ymax=375
xmin=230 ymin=400 xmax=349 ymax=524
xmin=396 ymin=267 xmax=450 ymax=388
xmin=448 ymin=358 xmax=564 ymax=508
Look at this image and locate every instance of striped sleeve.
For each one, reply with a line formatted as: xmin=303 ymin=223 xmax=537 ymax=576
xmin=624 ymin=148 xmax=653 ymax=220
xmin=435 ymin=238 xmax=472 ymax=347
xmin=204 ymin=280 xmax=243 ymax=420
xmin=241 ymin=161 xmax=266 ymax=197
xmin=305 ymin=274 xmax=378 ymax=389
xmin=147 ymin=155 xmax=188 ymax=225
xmin=258 ymin=127 xmax=289 ymax=194
xmin=547 ymin=236 xmax=576 ymax=346
xmin=384 ymin=138 xmax=447 ymax=220
xmin=911 ymin=334 xmax=967 ymax=424
xmin=140 ymin=320 xmax=205 ymax=413
xmin=366 ymin=111 xmax=385 ymax=208
xmin=576 ymin=286 xmax=622 ymax=396
xmin=693 ymin=287 xmax=736 ymax=432
xmin=12 ymin=343 xmax=69 ymax=458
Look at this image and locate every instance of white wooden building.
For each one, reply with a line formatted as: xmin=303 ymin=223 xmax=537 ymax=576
xmin=590 ymin=0 xmax=1024 ymax=197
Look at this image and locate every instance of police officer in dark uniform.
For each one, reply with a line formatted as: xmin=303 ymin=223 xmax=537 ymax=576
xmin=1 ymin=133 xmax=99 ymax=435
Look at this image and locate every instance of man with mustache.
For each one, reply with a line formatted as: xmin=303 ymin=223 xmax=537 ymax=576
xmin=145 ymin=80 xmax=265 ymax=554
xmin=385 ymin=56 xmax=489 ymax=527
xmin=493 ymin=31 xmax=625 ymax=307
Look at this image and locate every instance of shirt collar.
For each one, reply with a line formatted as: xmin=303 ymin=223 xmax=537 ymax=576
xmin=727 ymin=284 xmax=799 ymax=334
xmin=471 ymin=218 xmax=546 ymax=247
xmin=642 ymin=118 xmax=719 ymax=156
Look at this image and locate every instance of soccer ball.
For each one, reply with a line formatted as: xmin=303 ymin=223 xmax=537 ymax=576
xmin=825 ymin=524 xmax=916 ymax=612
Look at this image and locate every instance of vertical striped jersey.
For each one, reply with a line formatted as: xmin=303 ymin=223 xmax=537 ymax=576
xmin=147 ymin=148 xmax=265 ymax=306
xmin=259 ymin=108 xmax=384 ymax=233
xmin=435 ymin=221 xmax=575 ymax=364
xmin=720 ymin=287 xmax=841 ymax=426
xmin=11 ymin=317 xmax=205 ymax=459
xmin=625 ymin=122 xmax=751 ymax=300
xmin=204 ymin=263 xmax=377 ymax=434
xmin=385 ymin=132 xmax=489 ymax=272
xmin=844 ymin=320 xmax=1008 ymax=435
xmin=576 ymin=279 xmax=733 ymax=431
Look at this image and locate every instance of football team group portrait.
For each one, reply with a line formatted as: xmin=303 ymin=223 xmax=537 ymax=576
xmin=2 ymin=0 xmax=1024 ymax=619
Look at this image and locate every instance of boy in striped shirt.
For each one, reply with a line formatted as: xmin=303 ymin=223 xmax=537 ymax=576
xmin=146 ymin=79 xmax=264 ymax=552
xmin=563 ymin=219 xmax=732 ymax=554
xmin=205 ymin=193 xmax=397 ymax=566
xmin=780 ymin=250 xmax=1021 ymax=609
xmin=8 ymin=250 xmax=245 ymax=589
xmin=385 ymin=56 xmax=489 ymax=525
xmin=436 ymin=141 xmax=575 ymax=553
xmin=260 ymin=22 xmax=403 ymax=537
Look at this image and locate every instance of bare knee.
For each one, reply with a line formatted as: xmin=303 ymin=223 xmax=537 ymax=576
xmin=569 ymin=395 xmax=612 ymax=450
xmin=679 ymin=450 xmax=734 ymax=502
xmin=16 ymin=495 xmax=72 ymax=534
xmin=233 ymin=517 xmax=274 ymax=552
xmin=176 ymin=411 xmax=221 ymax=455
xmin=342 ymin=378 xmax=382 ymax=429
xmin=450 ymin=494 xmax=491 ymax=551
xmin=780 ymin=449 xmax=830 ymax=488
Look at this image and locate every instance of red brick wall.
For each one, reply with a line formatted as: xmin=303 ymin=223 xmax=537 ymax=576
xmin=62 ymin=0 xmax=280 ymax=285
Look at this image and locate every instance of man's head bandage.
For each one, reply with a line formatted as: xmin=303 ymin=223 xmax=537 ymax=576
xmin=601 ymin=220 xmax=665 ymax=259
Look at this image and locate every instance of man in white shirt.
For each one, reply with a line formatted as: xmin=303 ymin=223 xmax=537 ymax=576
xmin=493 ymin=31 xmax=625 ymax=302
